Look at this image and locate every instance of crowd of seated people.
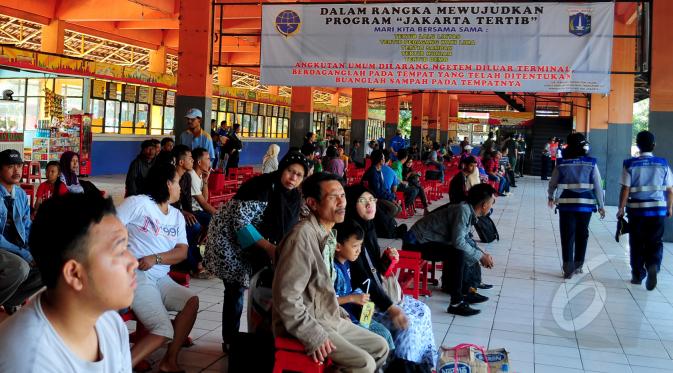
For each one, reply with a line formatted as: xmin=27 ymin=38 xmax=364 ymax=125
xmin=0 ymin=122 xmax=513 ymax=372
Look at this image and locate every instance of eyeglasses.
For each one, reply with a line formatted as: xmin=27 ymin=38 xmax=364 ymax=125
xmin=357 ymin=197 xmax=377 ymax=205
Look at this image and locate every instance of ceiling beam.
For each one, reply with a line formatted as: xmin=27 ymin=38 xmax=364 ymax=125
xmin=117 ymin=19 xmax=178 ymax=30
xmin=66 ymin=21 xmax=163 ymax=49
xmin=55 ymin=0 xmax=174 ymax=21
xmin=0 ymin=4 xmax=52 ymax=24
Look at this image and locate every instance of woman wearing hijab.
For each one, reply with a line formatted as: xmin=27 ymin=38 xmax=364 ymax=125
xmin=204 ymin=151 xmax=309 ymax=352
xmin=345 ymin=184 xmax=438 ymax=371
xmin=57 ymin=151 xmax=100 ymax=196
xmin=58 ymin=151 xmax=84 ymax=194
xmin=262 ymin=144 xmax=280 ymax=174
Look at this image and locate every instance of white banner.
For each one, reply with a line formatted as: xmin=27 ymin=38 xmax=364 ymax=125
xmin=261 ymin=2 xmax=614 ymax=93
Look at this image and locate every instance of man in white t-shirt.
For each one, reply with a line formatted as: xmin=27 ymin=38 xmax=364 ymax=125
xmin=190 ymin=147 xmax=217 ymax=227
xmin=0 ymin=194 xmax=136 ymax=372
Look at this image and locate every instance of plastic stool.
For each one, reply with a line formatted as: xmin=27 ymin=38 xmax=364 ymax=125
xmin=273 ymin=337 xmax=331 ymax=373
xmin=21 ymin=161 xmax=41 ymax=184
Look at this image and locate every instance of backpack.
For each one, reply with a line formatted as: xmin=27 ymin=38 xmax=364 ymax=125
xmin=474 ymin=214 xmax=499 ymax=243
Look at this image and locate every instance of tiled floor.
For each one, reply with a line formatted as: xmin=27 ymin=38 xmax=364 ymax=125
xmin=93 ymin=175 xmax=673 ymax=373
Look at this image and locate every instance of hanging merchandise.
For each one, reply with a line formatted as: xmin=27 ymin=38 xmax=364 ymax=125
xmin=43 ymin=88 xmax=65 ymax=121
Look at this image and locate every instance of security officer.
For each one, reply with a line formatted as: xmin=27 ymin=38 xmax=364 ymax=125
xmin=548 ymin=133 xmax=605 ymax=279
xmin=617 ymin=131 xmax=673 ymax=290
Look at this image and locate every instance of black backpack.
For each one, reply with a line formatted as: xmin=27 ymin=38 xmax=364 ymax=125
xmin=474 ymin=214 xmax=499 ymax=243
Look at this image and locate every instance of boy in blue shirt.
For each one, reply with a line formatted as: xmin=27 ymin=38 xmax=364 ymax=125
xmin=333 ymin=220 xmax=394 ymax=351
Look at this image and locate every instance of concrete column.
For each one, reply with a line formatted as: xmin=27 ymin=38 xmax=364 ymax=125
xmin=439 ymin=93 xmax=450 ymax=145
xmin=218 ymin=67 xmax=233 ymax=87
xmin=410 ymin=92 xmax=424 ymax=158
xmin=605 ymin=20 xmax=636 ymax=205
xmin=588 ymin=93 xmax=609 ymax=196
xmin=427 ymin=92 xmax=439 ymax=142
xmin=574 ymin=97 xmax=588 ymax=135
xmin=290 ymin=87 xmax=313 ymax=149
xmin=41 ymin=19 xmax=65 ymax=54
xmin=351 ymin=88 xmax=368 ymax=161
xmin=148 ymin=45 xmax=167 ymax=74
xmin=648 ymin=0 xmax=673 ymax=240
xmin=385 ymin=91 xmax=399 ymax=147
xmin=448 ymin=95 xmax=459 ymax=141
xmin=175 ymin=0 xmax=213 ymax=140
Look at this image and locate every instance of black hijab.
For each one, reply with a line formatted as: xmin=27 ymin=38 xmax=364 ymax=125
xmin=235 ymin=151 xmax=309 ymax=244
xmin=344 ymin=184 xmax=393 ymax=310
xmin=346 ymin=184 xmax=381 ymax=260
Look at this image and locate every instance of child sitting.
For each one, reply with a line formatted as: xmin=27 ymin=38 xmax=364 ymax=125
xmin=33 ymin=161 xmax=67 ymax=214
xmin=334 ymin=220 xmax=395 ymax=351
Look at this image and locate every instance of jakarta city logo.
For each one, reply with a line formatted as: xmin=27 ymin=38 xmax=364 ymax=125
xmin=275 ymin=10 xmax=301 ymax=37
xmin=569 ymin=12 xmax=591 ymax=36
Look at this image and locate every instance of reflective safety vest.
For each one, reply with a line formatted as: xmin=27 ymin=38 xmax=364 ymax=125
xmin=555 ymin=156 xmax=598 ymax=212
xmin=624 ymin=156 xmax=670 ymax=217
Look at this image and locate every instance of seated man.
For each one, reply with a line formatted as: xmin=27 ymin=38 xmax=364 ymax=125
xmin=272 ymin=172 xmax=389 ymax=372
xmin=449 ymin=156 xmax=477 ymax=204
xmin=190 ymin=147 xmax=217 ymax=229
xmin=170 ymin=145 xmax=203 ymax=274
xmin=484 ymin=151 xmax=510 ymax=196
xmin=403 ymin=183 xmax=496 ymax=316
xmin=0 ymin=149 xmax=42 ymax=317
xmin=125 ymin=140 xmax=156 ymax=197
xmin=362 ymin=149 xmax=402 ymax=218
xmin=0 ymin=194 xmax=136 ymax=371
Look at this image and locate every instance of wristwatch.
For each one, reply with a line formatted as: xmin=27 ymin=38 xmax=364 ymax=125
xmin=154 ymin=254 xmax=163 ymax=265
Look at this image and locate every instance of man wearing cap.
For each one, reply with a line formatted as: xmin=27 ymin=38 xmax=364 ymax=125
xmin=180 ymin=108 xmax=215 ymax=161
xmin=618 ymin=131 xmax=673 ymax=290
xmin=0 ymin=149 xmax=42 ymax=318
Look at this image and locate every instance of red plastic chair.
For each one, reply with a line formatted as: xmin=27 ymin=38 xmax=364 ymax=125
xmin=21 ymin=161 xmax=41 ymax=184
xmin=273 ymin=337 xmax=331 ymax=373
xmin=395 ymin=191 xmax=409 ymax=219
xmin=397 ymin=250 xmax=431 ymax=299
xmin=20 ymin=183 xmax=35 ymax=209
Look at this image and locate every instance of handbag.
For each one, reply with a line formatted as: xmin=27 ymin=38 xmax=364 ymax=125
xmin=381 ymin=275 xmax=403 ymax=305
xmin=615 ymin=216 xmax=630 ymax=242
xmin=363 ymin=246 xmax=403 ymax=304
xmin=474 ymin=215 xmax=499 ymax=243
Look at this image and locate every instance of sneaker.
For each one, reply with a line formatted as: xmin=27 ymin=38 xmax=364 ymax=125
xmin=466 ymin=292 xmax=489 ymax=304
xmin=447 ymin=302 xmax=481 ymax=316
xmin=477 ymin=283 xmax=493 ymax=290
xmin=563 ymin=272 xmax=573 ymax=280
xmin=574 ymin=267 xmax=584 ymax=274
xmin=630 ymin=276 xmax=642 ymax=285
xmin=646 ymin=264 xmax=658 ymax=291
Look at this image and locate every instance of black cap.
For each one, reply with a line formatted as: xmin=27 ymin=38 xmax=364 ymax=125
xmin=0 ymin=149 xmax=22 ymax=166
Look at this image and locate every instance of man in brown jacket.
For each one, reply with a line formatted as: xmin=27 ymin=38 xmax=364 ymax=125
xmin=273 ymin=173 xmax=389 ymax=372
